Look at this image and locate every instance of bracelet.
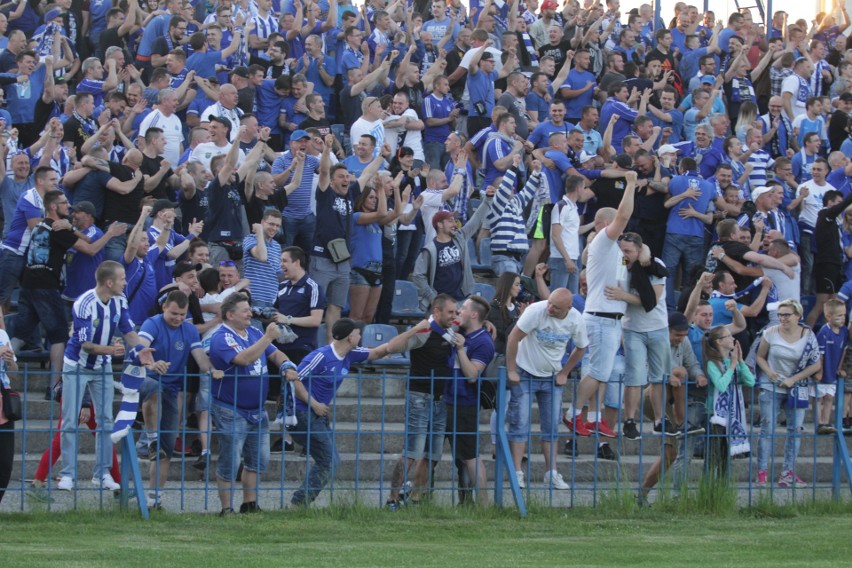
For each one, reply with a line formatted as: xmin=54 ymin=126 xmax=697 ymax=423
xmin=718 ymin=252 xmax=726 ymax=261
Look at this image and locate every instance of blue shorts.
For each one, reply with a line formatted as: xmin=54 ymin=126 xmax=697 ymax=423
xmin=404 ymin=391 xmax=446 ymax=461
xmin=507 ymin=368 xmax=562 ymax=443
xmin=211 ymin=404 xmax=270 ymax=481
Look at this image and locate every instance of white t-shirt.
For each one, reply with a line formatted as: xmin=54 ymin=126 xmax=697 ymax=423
xmin=797 ymin=179 xmax=836 ymax=228
xmin=781 ymin=74 xmax=808 ymax=120
xmin=622 ymin=259 xmax=668 ymax=333
xmin=584 ymin=229 xmax=629 ymax=314
xmin=549 ymin=197 xmax=580 ymax=259
xmin=515 ymin=301 xmax=589 ymax=376
xmin=384 ymin=108 xmax=424 ymax=160
xmin=764 ymin=262 xmax=800 ymax=313
xmin=138 ymin=110 xmax=183 ymax=165
xmin=420 ymin=188 xmax=445 ymax=242
xmin=200 ymin=103 xmax=245 ymax=142
xmin=189 ymin=141 xmax=246 ymax=173
xmin=350 ymin=117 xmax=385 ymax=159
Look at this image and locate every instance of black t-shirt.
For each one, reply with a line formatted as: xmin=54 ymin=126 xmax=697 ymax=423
xmin=103 ymin=162 xmax=145 ymax=225
xmin=205 ymin=176 xmax=246 ymax=242
xmin=706 ymin=240 xmax=753 ymax=290
xmin=634 ymin=178 xmax=667 ymax=221
xmin=432 ymin=239 xmax=463 ymax=300
xmin=299 ymin=116 xmax=332 ymax=138
xmin=409 ymin=330 xmax=453 ymax=395
xmin=180 ymin=185 xmax=209 ymax=231
xmin=99 ymin=26 xmax=131 ymax=61
xmin=34 ymin=97 xmax=61 ymax=136
xmin=21 ymin=218 xmax=78 ymax=289
xmin=590 ymin=177 xmax=628 ymax=212
xmin=62 ymin=116 xmax=91 ymax=156
xmin=312 ymin=181 xmax=361 ymax=258
xmin=140 ymin=154 xmax=174 ymax=201
xmin=237 ymin=86 xmax=255 ymax=115
xmin=538 ymin=40 xmax=572 ymax=70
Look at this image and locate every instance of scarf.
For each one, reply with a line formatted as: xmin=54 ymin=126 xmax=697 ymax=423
xmin=111 ymin=364 xmax=147 ymax=443
xmin=73 ymin=111 xmax=96 ymax=136
xmin=449 ymin=164 xmax=470 ymax=224
xmin=524 ymin=171 xmax=549 ymax=234
xmin=281 ymin=380 xmax=298 ymax=426
xmin=710 ymin=360 xmax=750 ymax=456
xmin=767 ymin=113 xmax=793 ymax=158
xmin=709 ymin=276 xmax=777 ymax=308
xmin=520 ymin=31 xmax=539 ymax=67
xmin=630 ymin=258 xmax=668 ymax=312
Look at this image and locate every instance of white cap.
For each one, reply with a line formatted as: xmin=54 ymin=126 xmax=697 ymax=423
xmin=750 ymin=186 xmax=773 ymax=202
xmin=578 ymin=150 xmax=597 ymax=163
xmin=657 ymin=144 xmax=679 ymax=155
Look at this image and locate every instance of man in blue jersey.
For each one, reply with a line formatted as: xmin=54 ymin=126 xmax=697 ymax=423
xmin=57 ymin=260 xmax=155 ymax=492
xmin=208 ymin=292 xmax=299 ymax=515
xmin=138 ymin=290 xmax=222 ymax=510
xmin=123 ymin=205 xmax=166 ymax=328
xmin=290 ymin=317 xmax=424 ymax=507
xmin=147 ymin=199 xmax=205 ymax=292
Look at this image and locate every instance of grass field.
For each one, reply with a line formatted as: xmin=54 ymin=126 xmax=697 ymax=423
xmin=3 ymin=501 xmax=852 ymax=567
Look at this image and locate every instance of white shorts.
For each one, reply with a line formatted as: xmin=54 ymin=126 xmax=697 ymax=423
xmin=810 ymin=383 xmax=837 ymax=398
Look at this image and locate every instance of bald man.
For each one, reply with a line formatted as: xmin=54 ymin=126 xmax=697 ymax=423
xmin=505 ymin=287 xmax=589 ymax=491
xmin=201 ymin=84 xmax=245 ymax=142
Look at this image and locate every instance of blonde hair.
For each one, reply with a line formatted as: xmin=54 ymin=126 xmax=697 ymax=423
xmin=777 ymin=298 xmax=803 ymax=318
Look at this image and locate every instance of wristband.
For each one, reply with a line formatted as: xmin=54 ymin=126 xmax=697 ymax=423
xmin=280 ymin=360 xmax=297 ymax=374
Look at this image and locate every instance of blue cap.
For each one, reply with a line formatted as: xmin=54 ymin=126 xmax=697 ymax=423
xmin=290 ymin=129 xmax=310 ymax=141
xmin=44 ymin=9 xmax=63 ymax=21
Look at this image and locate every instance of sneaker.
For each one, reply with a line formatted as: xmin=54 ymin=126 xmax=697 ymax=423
xmin=146 ymin=495 xmax=163 ymax=510
xmin=778 ymin=470 xmax=809 ymax=488
xmin=654 ymin=420 xmax=679 ymax=437
xmin=596 ymin=443 xmax=617 ymax=461
xmin=270 ymin=438 xmax=284 ymax=453
xmin=135 ymin=442 xmax=149 ymax=460
xmin=148 ymin=441 xmax=167 ymax=461
xmin=57 ymin=476 xmax=74 ymax=491
xmin=219 ymin=507 xmax=236 ymax=517
xmin=193 ymin=452 xmax=208 ymax=472
xmin=173 ymin=437 xmax=191 ymax=455
xmin=680 ymin=422 xmax=706 ymax=436
xmin=755 ymin=470 xmax=768 ymax=487
xmin=817 ymin=424 xmax=837 ymax=435
xmin=564 ymin=439 xmax=578 ymax=458
xmin=623 ymin=419 xmax=641 ymax=440
xmin=385 ymin=499 xmax=401 ymax=511
xmin=585 ymin=419 xmax=617 ymax=438
xmin=92 ymin=473 xmax=121 ymax=491
xmin=544 ymin=470 xmax=570 ymax=490
xmin=239 ymin=501 xmax=262 ymax=513
xmin=514 ymin=470 xmax=526 ymax=489
xmin=563 ymin=412 xmax=591 ymax=436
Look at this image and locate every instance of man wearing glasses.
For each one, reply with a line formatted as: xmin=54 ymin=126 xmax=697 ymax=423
xmin=150 ymin=16 xmax=189 ymax=69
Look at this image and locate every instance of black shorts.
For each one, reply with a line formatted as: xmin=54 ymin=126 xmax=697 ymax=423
xmin=814 ymin=263 xmax=843 ymax=295
xmin=446 ymin=404 xmax=481 ymax=461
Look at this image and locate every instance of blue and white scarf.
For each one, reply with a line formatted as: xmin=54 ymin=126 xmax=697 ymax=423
xmin=710 ymin=360 xmax=750 ymax=456
xmin=111 ymin=364 xmax=147 ymax=443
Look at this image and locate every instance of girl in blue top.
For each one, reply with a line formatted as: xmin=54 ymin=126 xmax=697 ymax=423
xmin=348 ymin=175 xmax=405 ymax=323
xmin=703 ymin=325 xmax=755 ymax=481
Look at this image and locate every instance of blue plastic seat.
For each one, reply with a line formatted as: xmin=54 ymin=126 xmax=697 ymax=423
xmin=391 ymin=281 xmax=424 ymax=320
xmin=360 ymin=324 xmax=410 ymax=366
xmin=472 ymin=282 xmax=496 ymax=303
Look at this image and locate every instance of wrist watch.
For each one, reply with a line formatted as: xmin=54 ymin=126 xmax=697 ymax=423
xmin=286 ymin=315 xmax=293 ymax=324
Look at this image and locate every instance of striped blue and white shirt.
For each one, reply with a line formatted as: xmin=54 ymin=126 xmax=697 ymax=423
xmin=64 ymin=289 xmax=135 ymax=370
xmin=242 ymin=234 xmax=282 ymax=304
xmin=1 ymin=188 xmax=44 ymax=255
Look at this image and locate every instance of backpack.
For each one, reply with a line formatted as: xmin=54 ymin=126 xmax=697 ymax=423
xmin=26 ymin=220 xmax=52 ymax=268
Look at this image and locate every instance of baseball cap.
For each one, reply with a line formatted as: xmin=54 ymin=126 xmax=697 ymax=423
xmin=331 ymin=317 xmax=364 ymax=341
xmin=751 ymin=186 xmax=773 ymax=201
xmin=700 ymin=75 xmax=715 ymax=84
xmin=150 ymin=199 xmax=178 ymax=217
xmin=290 ymin=129 xmax=310 ymax=141
xmin=209 ymin=115 xmax=233 ymax=133
xmin=231 ymin=66 xmax=250 ymax=79
xmin=668 ymin=311 xmax=690 ymax=331
xmin=173 ymin=262 xmax=203 ymax=278
xmin=432 ymin=210 xmax=456 ymax=230
xmin=541 ymin=0 xmax=559 ymax=10
xmin=71 ymin=201 xmax=96 ymax=216
xmin=657 ymin=144 xmax=680 ymax=155
xmin=578 ymin=150 xmax=597 ymax=163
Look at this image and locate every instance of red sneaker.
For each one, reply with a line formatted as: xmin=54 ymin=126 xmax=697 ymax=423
xmin=563 ymin=413 xmax=591 ymax=436
xmin=173 ymin=437 xmax=190 ymax=455
xmin=585 ymin=420 xmax=617 ymax=438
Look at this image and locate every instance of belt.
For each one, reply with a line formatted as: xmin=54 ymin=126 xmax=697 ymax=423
xmin=587 ymin=311 xmax=623 ymax=320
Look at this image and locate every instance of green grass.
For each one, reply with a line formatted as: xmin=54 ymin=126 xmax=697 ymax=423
xmin=3 ymin=504 xmax=852 ymax=567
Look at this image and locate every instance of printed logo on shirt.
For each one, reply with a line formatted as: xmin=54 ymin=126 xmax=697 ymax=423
xmin=437 ymin=244 xmax=461 ymax=267
xmin=175 ymin=341 xmax=185 ymax=351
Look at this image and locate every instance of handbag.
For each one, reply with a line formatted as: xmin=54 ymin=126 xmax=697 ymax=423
xmin=1 ymin=383 xmax=22 ymax=421
xmin=479 ymin=379 xmax=498 ymax=410
xmin=327 ymin=238 xmax=351 ymax=263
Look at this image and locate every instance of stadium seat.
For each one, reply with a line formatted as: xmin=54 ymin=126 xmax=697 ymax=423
xmin=391 ymin=280 xmax=423 ymax=320
xmin=360 ymin=324 xmax=409 ymax=366
xmin=469 ymin=239 xmax=489 ymax=272
xmin=472 ymin=282 xmax=496 ymax=303
xmin=475 ymin=238 xmax=493 ymax=275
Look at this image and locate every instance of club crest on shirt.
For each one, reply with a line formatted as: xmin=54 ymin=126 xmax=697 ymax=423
xmin=175 ymin=341 xmax=185 ymax=351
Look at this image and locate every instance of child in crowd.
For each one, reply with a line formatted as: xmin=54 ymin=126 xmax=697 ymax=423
xmin=815 ymin=298 xmax=848 ymax=434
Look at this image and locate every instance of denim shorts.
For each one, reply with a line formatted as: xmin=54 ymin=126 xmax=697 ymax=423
xmin=405 ymin=391 xmax=447 ymax=461
xmin=211 ymin=404 xmax=270 ymax=481
xmin=623 ymin=327 xmax=671 ymax=387
xmin=309 ymin=255 xmax=350 ymax=307
xmin=507 ymin=368 xmax=562 ymax=443
xmin=581 ymin=313 xmax=623 ymax=383
xmin=601 ymin=352 xmax=626 ymax=410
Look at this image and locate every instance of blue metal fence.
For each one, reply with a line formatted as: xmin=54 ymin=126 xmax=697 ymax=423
xmin=2 ymin=364 xmax=852 ymax=516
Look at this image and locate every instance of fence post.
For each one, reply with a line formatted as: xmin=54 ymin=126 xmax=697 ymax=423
xmin=493 ymin=367 xmax=526 ymax=516
xmin=119 ymin=434 xmax=149 ymax=520
xmin=832 ymin=378 xmax=852 ymax=499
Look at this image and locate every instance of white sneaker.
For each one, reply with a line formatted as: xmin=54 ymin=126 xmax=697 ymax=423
xmin=514 ymin=470 xmax=525 ymax=489
xmin=544 ymin=470 xmax=570 ymax=490
xmin=92 ymin=473 xmax=121 ymax=491
xmin=57 ymin=476 xmax=74 ymax=491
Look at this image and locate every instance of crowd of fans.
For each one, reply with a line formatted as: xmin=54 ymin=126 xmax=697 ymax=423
xmin=1 ymin=0 xmax=852 ymax=512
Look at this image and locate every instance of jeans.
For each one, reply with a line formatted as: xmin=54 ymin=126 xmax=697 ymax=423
xmin=15 ymin=288 xmax=68 ymax=344
xmin=59 ymin=364 xmax=115 ymax=480
xmin=581 ymin=314 xmax=623 ymax=382
xmin=290 ymin=409 xmax=340 ymax=505
xmin=211 ymin=404 xmax=270 ymax=481
xmin=0 ymin=249 xmax=24 ymax=305
xmin=405 ymin=391 xmax=447 ymax=460
xmin=661 ymin=233 xmax=706 ymax=311
xmin=507 ymin=368 xmax=562 ymax=443
xmin=548 ymin=257 xmax=579 ymax=294
xmin=423 ymin=141 xmax=447 ymax=172
xmin=491 ymin=254 xmax=522 ymax=277
xmin=799 ymin=231 xmax=814 ymax=296
xmin=283 ymin=213 xmax=317 ymax=255
xmin=668 ymin=401 xmax=708 ymax=488
xmin=396 ymin=227 xmax=423 ymax=281
xmin=622 ymin=327 xmax=671 ymax=387
xmin=140 ymin=381 xmax=180 ymax=459
xmin=757 ymin=388 xmax=806 ymax=473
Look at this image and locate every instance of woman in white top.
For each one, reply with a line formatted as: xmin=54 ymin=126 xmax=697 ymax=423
xmin=754 ymin=299 xmax=822 ymax=488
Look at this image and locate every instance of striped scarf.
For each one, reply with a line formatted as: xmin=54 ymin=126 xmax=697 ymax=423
xmin=449 ymin=165 xmax=470 ymax=224
xmin=110 ymin=364 xmax=147 ymax=444
xmin=520 ymin=31 xmax=538 ymax=67
xmin=811 ymin=59 xmax=831 ymax=97
xmin=710 ymin=360 xmax=750 ymax=456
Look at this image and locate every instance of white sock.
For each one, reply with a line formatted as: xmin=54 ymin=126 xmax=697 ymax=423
xmin=587 ymin=411 xmax=601 ymax=423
